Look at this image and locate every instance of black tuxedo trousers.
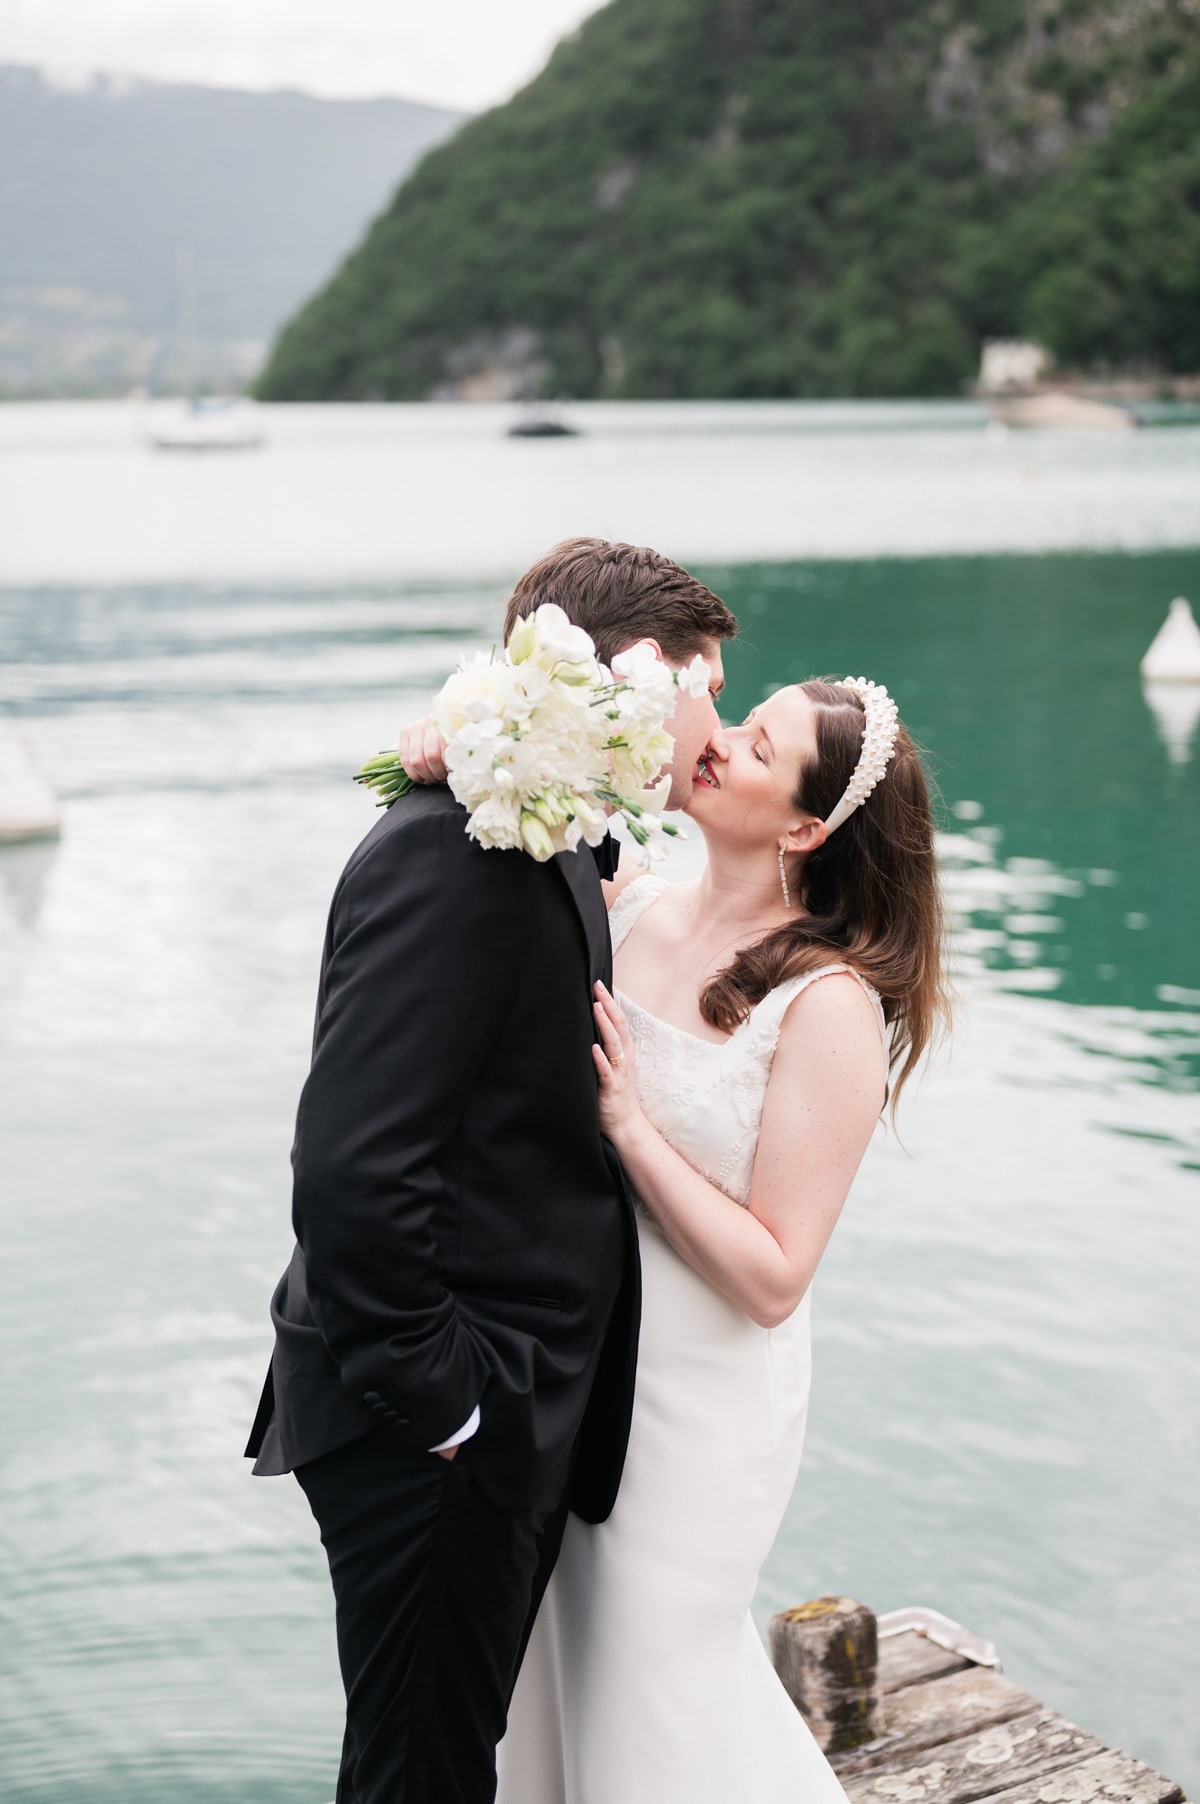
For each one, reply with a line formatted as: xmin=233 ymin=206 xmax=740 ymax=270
xmin=246 ymin=787 xmax=639 ymax=1802
xmin=294 ymin=1429 xmax=563 ymax=1804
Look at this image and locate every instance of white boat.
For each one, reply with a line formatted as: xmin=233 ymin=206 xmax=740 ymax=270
xmin=987 ymin=390 xmax=1136 ymax=431
xmin=148 ymin=396 xmax=264 ymax=452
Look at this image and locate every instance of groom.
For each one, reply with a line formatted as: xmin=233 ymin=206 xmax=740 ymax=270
xmin=246 ymin=537 xmax=736 ymax=1804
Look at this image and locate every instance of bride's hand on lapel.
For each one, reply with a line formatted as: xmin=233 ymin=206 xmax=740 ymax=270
xmin=593 ymin=983 xmax=643 ymax=1142
xmin=397 ymin=715 xmax=448 ymax=784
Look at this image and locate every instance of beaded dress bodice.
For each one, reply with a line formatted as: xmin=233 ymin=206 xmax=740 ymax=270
xmin=609 ymin=876 xmax=887 ymax=1208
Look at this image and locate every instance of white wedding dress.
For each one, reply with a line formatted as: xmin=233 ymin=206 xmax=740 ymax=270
xmin=496 ymin=875 xmax=886 ymax=1804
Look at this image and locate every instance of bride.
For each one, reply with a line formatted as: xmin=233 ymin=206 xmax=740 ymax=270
xmin=504 ymin=672 xmax=944 ymax=1804
xmin=404 ymin=670 xmax=946 ymax=1803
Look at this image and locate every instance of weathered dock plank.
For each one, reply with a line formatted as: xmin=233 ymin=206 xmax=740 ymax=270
xmin=832 ymin=1668 xmax=1044 ymax=1777
xmin=970 ymin=1748 xmax=1184 ymax=1804
xmin=837 ymin=1708 xmax=1103 ymax=1804
xmin=879 ymin=1634 xmax=975 ymax=1693
xmin=771 ymin=1603 xmax=1189 ymax=1804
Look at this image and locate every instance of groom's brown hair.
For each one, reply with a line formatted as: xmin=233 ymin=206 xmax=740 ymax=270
xmin=504 ymin=538 xmax=737 ymax=666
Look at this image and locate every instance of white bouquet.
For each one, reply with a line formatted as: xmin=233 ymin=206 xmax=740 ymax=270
xmin=354 ymin=604 xmax=709 ymax=863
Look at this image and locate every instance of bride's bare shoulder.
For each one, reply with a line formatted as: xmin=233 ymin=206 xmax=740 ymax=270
xmin=775 ymin=969 xmax=889 ymax=1087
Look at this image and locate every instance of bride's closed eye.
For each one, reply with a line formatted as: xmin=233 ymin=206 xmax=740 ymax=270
xmin=740 ymin=715 xmax=766 ymax=761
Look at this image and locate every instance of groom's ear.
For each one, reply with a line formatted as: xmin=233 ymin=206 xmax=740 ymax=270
xmin=615 ymin=636 xmax=664 ymax=662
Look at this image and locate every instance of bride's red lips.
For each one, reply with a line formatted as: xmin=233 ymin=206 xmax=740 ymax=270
xmin=694 ymin=751 xmax=720 ymax=790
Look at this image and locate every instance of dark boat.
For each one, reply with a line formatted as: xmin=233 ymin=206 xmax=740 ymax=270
xmin=507 ymin=406 xmax=579 ymax=438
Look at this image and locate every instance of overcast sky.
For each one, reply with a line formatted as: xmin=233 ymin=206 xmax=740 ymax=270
xmin=0 ymin=0 xmax=607 ymax=111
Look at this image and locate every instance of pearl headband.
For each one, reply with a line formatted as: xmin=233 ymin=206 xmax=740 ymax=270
xmin=822 ymin=678 xmax=900 ymax=836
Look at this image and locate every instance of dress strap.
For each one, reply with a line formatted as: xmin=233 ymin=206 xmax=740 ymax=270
xmin=608 ymin=874 xmax=670 ymax=952
xmin=749 ymin=964 xmax=888 ymax=1048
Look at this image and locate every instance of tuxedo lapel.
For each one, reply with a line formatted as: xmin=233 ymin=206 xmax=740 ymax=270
xmin=553 ymin=845 xmax=613 ymax=993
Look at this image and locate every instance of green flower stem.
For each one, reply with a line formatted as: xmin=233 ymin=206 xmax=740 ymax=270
xmin=353 ymin=753 xmax=415 ymax=806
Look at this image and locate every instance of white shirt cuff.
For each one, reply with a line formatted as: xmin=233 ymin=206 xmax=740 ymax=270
xmin=428 ymin=1403 xmax=480 ymax=1452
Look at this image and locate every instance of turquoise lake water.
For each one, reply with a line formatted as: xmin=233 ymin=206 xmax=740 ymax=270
xmin=0 ymin=403 xmax=1197 ymax=1799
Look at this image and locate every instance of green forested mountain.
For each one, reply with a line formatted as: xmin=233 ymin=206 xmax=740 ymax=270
xmin=256 ymin=0 xmax=1200 ymax=401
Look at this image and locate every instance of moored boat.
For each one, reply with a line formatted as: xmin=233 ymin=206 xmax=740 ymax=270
xmin=148 ymin=396 xmax=264 ymax=451
xmin=988 ymin=390 xmax=1137 ymax=431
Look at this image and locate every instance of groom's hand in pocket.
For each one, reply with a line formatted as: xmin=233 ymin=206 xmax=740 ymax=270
xmin=429 ymin=1400 xmax=479 ymax=1461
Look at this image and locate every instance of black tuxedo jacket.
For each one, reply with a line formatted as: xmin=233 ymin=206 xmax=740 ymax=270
xmin=245 ymin=785 xmax=639 ymax=1520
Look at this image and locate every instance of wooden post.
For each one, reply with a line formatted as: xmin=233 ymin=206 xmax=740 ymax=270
xmin=768 ymin=1596 xmax=880 ymax=1752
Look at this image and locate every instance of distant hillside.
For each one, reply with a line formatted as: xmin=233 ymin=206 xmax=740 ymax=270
xmin=256 ymin=0 xmax=1200 ymax=401
xmin=0 ymin=66 xmax=466 ymax=395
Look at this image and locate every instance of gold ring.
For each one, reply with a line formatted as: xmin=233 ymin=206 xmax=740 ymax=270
xmin=610 ymin=1051 xmax=624 ymax=1066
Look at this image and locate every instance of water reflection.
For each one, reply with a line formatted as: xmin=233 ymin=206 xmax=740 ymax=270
xmin=1142 ymin=677 xmax=1200 ymax=766
xmin=0 ymin=836 xmax=60 ymax=931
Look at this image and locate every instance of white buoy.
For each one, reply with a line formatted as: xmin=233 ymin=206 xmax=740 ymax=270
xmin=1140 ymin=597 xmax=1200 ymax=682
xmin=0 ymin=722 xmax=61 ymax=842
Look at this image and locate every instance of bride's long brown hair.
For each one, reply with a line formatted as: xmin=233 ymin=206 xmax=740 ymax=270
xmin=700 ymin=679 xmax=949 ymax=1111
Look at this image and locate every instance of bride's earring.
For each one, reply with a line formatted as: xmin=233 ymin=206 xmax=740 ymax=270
xmin=778 ymin=844 xmax=790 ymax=910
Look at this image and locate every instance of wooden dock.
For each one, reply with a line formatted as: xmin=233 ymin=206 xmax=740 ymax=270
xmin=771 ymin=1600 xmax=1188 ymax=1804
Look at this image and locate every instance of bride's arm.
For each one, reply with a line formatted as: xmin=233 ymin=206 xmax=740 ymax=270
xmin=593 ymin=977 xmax=885 ymax=1327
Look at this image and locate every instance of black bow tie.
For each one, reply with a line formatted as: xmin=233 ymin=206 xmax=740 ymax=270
xmin=589 ymin=834 xmax=621 ymax=882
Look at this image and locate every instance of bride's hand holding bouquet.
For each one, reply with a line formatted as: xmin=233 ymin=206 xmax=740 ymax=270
xmin=354 ymin=603 xmax=711 ymax=866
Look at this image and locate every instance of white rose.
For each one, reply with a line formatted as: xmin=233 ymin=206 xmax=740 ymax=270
xmin=452 ymin=717 xmax=503 ymax=755
xmin=465 ymin=792 xmax=523 ymax=850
